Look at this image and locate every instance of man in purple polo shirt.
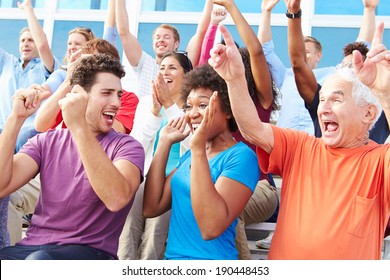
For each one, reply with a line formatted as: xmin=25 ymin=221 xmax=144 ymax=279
xmin=0 ymin=54 xmax=144 ymax=260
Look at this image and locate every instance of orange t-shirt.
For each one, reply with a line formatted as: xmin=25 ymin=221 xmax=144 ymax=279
xmin=257 ymin=125 xmax=390 ymax=259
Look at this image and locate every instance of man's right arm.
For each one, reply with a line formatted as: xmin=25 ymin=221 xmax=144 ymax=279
xmin=116 ymin=0 xmax=143 ymax=66
xmin=286 ymin=0 xmax=318 ymax=105
xmin=209 ymin=25 xmax=274 ymax=153
xmin=0 ymin=90 xmax=40 ymax=198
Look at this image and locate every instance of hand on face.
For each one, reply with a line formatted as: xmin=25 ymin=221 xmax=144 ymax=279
xmin=189 ymin=91 xmax=218 ymax=150
xmin=208 ymin=25 xmax=245 ymax=83
xmin=66 ymin=50 xmax=83 ymax=79
xmin=58 ymin=84 xmax=89 ymax=130
xmin=160 ymin=115 xmax=190 ymax=145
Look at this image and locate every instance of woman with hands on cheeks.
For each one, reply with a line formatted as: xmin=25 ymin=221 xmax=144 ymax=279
xmin=143 ymin=64 xmax=259 ymax=260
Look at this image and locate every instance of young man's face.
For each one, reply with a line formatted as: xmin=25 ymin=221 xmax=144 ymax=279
xmin=152 ymin=27 xmax=179 ymax=60
xmin=85 ymin=72 xmax=122 ymax=135
xmin=305 ymin=41 xmax=322 ymax=70
xmin=19 ymin=31 xmax=39 ymax=63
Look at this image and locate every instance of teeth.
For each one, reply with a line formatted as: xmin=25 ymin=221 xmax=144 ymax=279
xmin=103 ymin=112 xmax=115 ymax=116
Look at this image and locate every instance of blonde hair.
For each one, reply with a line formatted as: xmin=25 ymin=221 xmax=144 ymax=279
xmin=68 ymin=27 xmax=95 ymax=42
xmin=63 ymin=27 xmax=96 ymax=64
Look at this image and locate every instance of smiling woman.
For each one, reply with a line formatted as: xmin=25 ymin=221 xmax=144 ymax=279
xmin=142 ymin=64 xmax=260 ymax=260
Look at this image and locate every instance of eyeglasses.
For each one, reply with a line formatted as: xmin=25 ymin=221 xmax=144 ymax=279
xmin=175 ymin=50 xmax=193 ymax=71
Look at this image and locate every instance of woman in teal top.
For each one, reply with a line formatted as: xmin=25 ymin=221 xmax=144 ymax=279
xmin=144 ymin=65 xmax=259 ymax=259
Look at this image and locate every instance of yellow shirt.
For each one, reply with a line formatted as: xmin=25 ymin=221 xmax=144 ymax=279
xmin=257 ymin=125 xmax=390 ymax=259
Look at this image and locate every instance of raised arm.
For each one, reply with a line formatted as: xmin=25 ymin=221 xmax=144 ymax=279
xmin=18 ymin=0 xmax=55 ymax=72
xmin=354 ymin=22 xmax=390 ymax=122
xmin=357 ymin=0 xmax=379 ymax=43
xmin=214 ymin=0 xmax=273 ymax=109
xmin=186 ymin=0 xmax=213 ymax=67
xmin=0 ymin=89 xmax=42 ymax=198
xmin=116 ymin=0 xmax=143 ymax=66
xmin=285 ymin=0 xmax=318 ymax=105
xmin=198 ymin=6 xmax=227 ymax=65
xmin=258 ymin=0 xmax=279 ymax=43
xmin=103 ymin=0 xmax=117 ymax=44
xmin=209 ymin=25 xmax=274 ymax=153
xmin=258 ymin=0 xmax=286 ymax=89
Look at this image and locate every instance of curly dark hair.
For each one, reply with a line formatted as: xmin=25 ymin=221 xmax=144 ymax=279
xmin=181 ymin=64 xmax=238 ymax=132
xmin=70 ymin=54 xmax=125 ymax=92
xmin=239 ymin=47 xmax=279 ymax=111
xmin=343 ymin=41 xmax=369 ymax=60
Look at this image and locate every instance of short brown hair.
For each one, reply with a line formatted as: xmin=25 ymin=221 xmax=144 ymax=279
xmin=304 ymin=36 xmax=322 ymax=53
xmin=19 ymin=27 xmax=30 ymax=36
xmin=70 ymin=54 xmax=125 ymax=93
xmin=153 ymin=24 xmax=180 ymax=45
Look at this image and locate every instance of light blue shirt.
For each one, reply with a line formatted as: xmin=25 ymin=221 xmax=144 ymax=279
xmin=263 ymin=40 xmax=335 ymax=135
xmin=165 ymin=142 xmax=259 ymax=260
xmin=43 ymin=68 xmax=66 ymax=93
xmin=0 ymin=47 xmax=60 ymax=131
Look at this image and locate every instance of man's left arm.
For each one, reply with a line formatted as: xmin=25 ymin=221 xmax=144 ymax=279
xmin=354 ymin=22 xmax=390 ymax=127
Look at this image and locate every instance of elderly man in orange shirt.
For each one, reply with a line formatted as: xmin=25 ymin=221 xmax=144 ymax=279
xmin=208 ymin=19 xmax=390 ymax=259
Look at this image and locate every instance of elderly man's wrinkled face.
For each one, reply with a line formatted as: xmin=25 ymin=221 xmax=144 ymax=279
xmin=317 ymin=74 xmax=370 ymax=148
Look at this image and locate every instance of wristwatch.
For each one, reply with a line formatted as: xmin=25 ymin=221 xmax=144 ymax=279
xmin=286 ymin=9 xmax=302 ymax=19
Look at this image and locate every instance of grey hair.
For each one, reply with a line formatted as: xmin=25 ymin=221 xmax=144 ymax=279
xmin=19 ymin=27 xmax=30 ymax=36
xmin=337 ymin=67 xmax=381 ymax=129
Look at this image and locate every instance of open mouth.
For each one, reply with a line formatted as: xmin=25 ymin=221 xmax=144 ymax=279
xmin=324 ymin=121 xmax=339 ymax=133
xmin=192 ymin=123 xmax=200 ymax=131
xmin=103 ymin=112 xmax=115 ymax=123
